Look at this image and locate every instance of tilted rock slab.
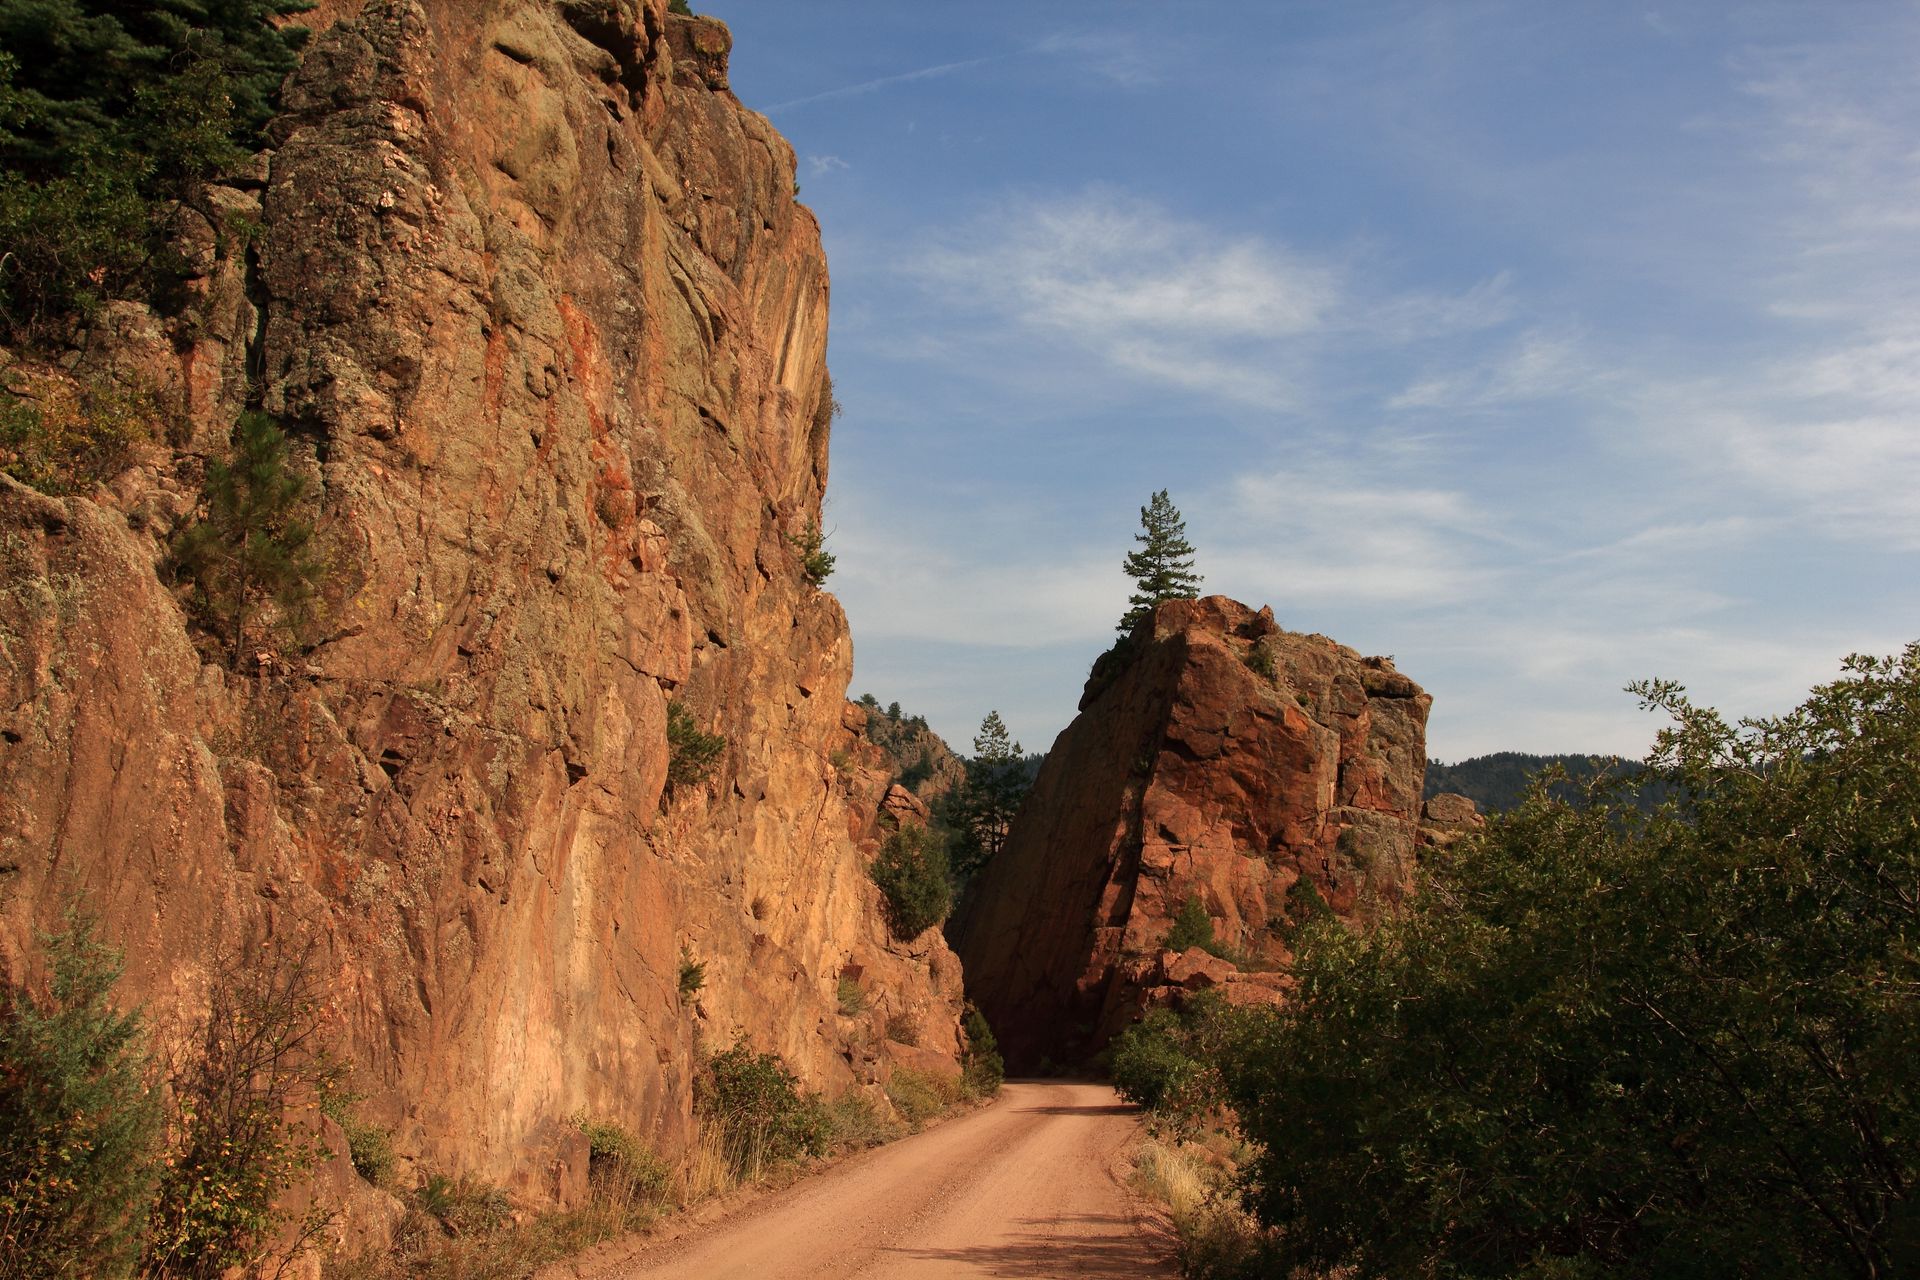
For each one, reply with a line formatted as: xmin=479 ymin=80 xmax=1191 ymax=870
xmin=0 ymin=0 xmax=960 ymax=1237
xmin=953 ymin=596 xmax=1430 ymax=1071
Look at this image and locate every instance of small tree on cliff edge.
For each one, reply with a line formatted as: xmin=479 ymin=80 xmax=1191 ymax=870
xmin=1118 ymin=489 xmax=1201 ymax=633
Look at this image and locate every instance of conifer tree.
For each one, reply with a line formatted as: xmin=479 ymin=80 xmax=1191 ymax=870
xmin=944 ymin=711 xmax=1031 ymax=881
xmin=0 ymin=913 xmax=162 ymax=1277
xmin=1118 ymin=489 xmax=1202 ymax=633
xmin=171 ymin=412 xmax=325 ymax=659
xmin=0 ymin=0 xmax=313 ymax=332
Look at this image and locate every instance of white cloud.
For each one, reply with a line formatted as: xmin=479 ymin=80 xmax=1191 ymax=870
xmin=832 ymin=526 xmax=1121 ymax=650
xmin=806 ymin=154 xmax=850 ymax=177
xmin=908 ymin=191 xmax=1525 ymax=411
xmin=1205 ymin=465 xmax=1504 ymax=608
xmin=1624 ymin=336 xmax=1920 ymax=549
xmin=1388 ymin=330 xmax=1598 ymax=411
xmin=1350 ymin=270 xmax=1517 ymax=342
xmin=921 ymin=193 xmax=1338 ymax=339
xmin=1032 ymin=30 xmax=1160 ymax=89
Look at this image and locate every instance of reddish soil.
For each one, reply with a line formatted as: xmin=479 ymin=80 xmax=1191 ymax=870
xmin=603 ymin=1081 xmax=1176 ymax=1278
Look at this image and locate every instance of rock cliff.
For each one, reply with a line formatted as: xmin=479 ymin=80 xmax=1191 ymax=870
xmin=0 ymin=0 xmax=962 ymax=1231
xmin=853 ymin=700 xmax=967 ymax=807
xmin=953 ymin=596 xmax=1430 ymax=1070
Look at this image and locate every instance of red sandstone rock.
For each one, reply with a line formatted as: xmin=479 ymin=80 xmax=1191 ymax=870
xmin=1423 ymin=792 xmax=1484 ymax=828
xmin=953 ymin=596 xmax=1430 ymax=1070
xmin=0 ymin=0 xmax=961 ymax=1245
xmin=1165 ymin=947 xmax=1238 ymax=990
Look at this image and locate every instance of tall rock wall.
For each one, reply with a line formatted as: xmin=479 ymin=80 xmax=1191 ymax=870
xmin=953 ymin=597 xmax=1430 ymax=1070
xmin=0 ymin=0 xmax=962 ymax=1221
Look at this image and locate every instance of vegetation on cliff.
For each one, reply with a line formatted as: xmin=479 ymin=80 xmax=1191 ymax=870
xmin=0 ymin=914 xmax=160 ymax=1277
xmin=870 ymin=823 xmax=952 ymax=940
xmin=941 ymin=710 xmax=1032 ymax=883
xmin=1 ymin=920 xmax=337 ymax=1279
xmin=169 ymin=412 xmax=327 ymax=659
xmin=1126 ymin=648 xmax=1919 ymax=1278
xmin=0 ymin=375 xmax=157 ymax=495
xmin=0 ymin=0 xmax=311 ymax=337
xmin=1117 ymin=489 xmax=1201 ymax=634
xmin=854 ymin=694 xmax=958 ymax=797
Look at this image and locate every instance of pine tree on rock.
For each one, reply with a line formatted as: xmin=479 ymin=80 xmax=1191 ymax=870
xmin=1118 ymin=489 xmax=1202 ymax=633
xmin=944 ymin=710 xmax=1030 ymax=882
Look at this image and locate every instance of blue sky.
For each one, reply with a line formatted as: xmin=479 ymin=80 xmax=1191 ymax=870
xmin=714 ymin=1 xmax=1920 ymax=762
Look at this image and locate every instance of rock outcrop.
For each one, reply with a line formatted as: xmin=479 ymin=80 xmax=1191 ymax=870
xmin=953 ymin=596 xmax=1430 ymax=1070
xmin=1420 ymin=791 xmax=1486 ymax=852
xmin=853 ymin=700 xmax=967 ymax=807
xmin=0 ymin=0 xmax=961 ymax=1238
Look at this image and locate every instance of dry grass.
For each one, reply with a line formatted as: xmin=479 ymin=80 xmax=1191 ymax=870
xmin=325 ymin=1191 xmax=662 ymax=1280
xmin=885 ymin=1067 xmax=966 ymax=1130
xmin=677 ymin=1118 xmax=738 ymax=1204
xmin=326 ymin=1121 xmax=680 ymax=1280
xmin=1133 ymin=1134 xmax=1272 ymax=1280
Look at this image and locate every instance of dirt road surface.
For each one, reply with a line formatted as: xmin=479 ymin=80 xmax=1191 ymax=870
xmin=605 ymin=1080 xmax=1176 ymax=1279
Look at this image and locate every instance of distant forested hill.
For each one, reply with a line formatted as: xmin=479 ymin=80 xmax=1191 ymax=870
xmin=1425 ymin=752 xmax=1679 ymax=815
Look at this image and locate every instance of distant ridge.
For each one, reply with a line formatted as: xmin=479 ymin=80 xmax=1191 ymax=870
xmin=1425 ymin=752 xmax=1679 ymax=815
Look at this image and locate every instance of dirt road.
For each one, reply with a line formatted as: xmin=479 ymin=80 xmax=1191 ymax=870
xmin=606 ymin=1081 xmax=1175 ymax=1279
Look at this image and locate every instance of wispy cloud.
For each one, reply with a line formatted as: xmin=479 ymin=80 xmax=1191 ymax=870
xmin=1032 ymin=30 xmax=1160 ymax=89
xmin=1388 ymin=330 xmax=1598 ymax=411
xmin=923 ymin=193 xmax=1338 ymax=338
xmin=908 ymin=190 xmax=1521 ymax=411
xmin=806 ymin=154 xmax=850 ymax=178
xmin=1210 ymin=465 xmax=1503 ymax=607
xmin=767 ymin=53 xmax=1005 ymax=112
xmin=911 ymin=191 xmax=1339 ymax=408
xmin=1352 ymin=270 xmax=1517 ymax=342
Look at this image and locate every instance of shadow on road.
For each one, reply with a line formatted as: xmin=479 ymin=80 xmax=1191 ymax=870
xmin=1012 ymin=1103 xmax=1138 ymax=1117
xmin=884 ymin=1214 xmax=1176 ymax=1277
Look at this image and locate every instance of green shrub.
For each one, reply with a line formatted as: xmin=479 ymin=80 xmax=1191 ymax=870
xmin=144 ymin=943 xmax=332 ymax=1278
xmin=885 ymin=1068 xmax=962 ymax=1129
xmin=1243 ymin=641 xmax=1276 ymax=680
xmin=821 ymin=1093 xmax=899 ymax=1151
xmin=677 ymin=946 xmax=705 ymax=998
xmin=835 ymin=974 xmax=866 ymax=1017
xmin=786 ymin=519 xmax=835 ymax=585
xmin=1269 ymin=874 xmax=1331 ymax=944
xmin=667 ymin=0 xmax=694 ymax=14
xmin=960 ymin=1005 xmax=1005 ymax=1097
xmin=1111 ymin=1008 xmax=1200 ymax=1112
xmin=0 ymin=912 xmax=162 ymax=1279
xmin=696 ymin=1039 xmax=828 ymax=1178
xmin=1223 ymin=648 xmax=1920 ymax=1279
xmin=0 ymin=377 xmax=155 ymax=495
xmin=170 ymin=412 xmax=327 ymax=659
xmin=1111 ymin=993 xmax=1236 ymax=1127
xmin=343 ymin=1118 xmax=395 ymax=1188
xmin=573 ymin=1118 xmax=669 ymax=1205
xmin=870 ymin=822 xmax=951 ymax=940
xmin=884 ymin=1009 xmax=919 ymax=1045
xmin=813 ymin=371 xmax=840 ymax=433
xmin=1164 ymin=893 xmax=1216 ymax=953
xmin=665 ymin=701 xmax=725 ymax=789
